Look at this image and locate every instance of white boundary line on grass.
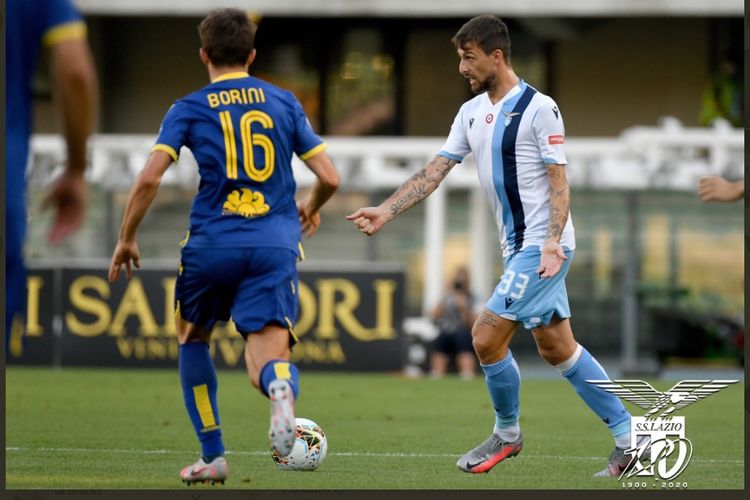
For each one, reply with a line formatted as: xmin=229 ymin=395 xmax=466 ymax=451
xmin=5 ymin=446 xmax=743 ymax=464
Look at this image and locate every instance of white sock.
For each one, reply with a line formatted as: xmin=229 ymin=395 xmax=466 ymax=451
xmin=554 ymin=343 xmax=583 ymax=373
xmin=494 ymin=423 xmax=520 ymax=442
xmin=615 ymin=432 xmax=631 ymax=449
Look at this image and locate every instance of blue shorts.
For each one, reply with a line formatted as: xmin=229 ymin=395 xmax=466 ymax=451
xmin=175 ymin=247 xmax=299 ymax=344
xmin=485 ymin=246 xmax=574 ymax=330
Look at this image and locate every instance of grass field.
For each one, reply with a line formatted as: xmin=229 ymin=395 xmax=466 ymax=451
xmin=5 ymin=366 xmax=744 ymax=490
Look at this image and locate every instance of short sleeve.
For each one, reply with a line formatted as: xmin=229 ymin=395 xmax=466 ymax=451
xmin=291 ymin=95 xmax=327 ymax=160
xmin=532 ymin=99 xmax=567 ymax=165
xmin=152 ymin=102 xmax=190 ymax=162
xmin=42 ymin=0 xmax=86 ymax=47
xmin=437 ymin=106 xmax=471 ymax=162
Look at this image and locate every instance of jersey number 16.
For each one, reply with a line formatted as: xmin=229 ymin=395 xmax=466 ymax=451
xmin=218 ymin=110 xmax=275 ymax=181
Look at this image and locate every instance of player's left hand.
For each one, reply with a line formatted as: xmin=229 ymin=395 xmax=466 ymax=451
xmin=42 ymin=170 xmax=88 ymax=244
xmin=108 ymin=240 xmax=141 ymax=282
xmin=537 ymin=240 xmax=567 ymax=279
xmin=297 ymin=199 xmax=321 ymax=237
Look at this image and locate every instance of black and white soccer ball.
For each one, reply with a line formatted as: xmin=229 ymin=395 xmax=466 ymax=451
xmin=272 ymin=417 xmax=328 ymax=471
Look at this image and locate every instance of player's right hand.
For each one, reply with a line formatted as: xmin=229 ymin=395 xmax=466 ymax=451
xmin=297 ymin=199 xmax=321 ymax=238
xmin=108 ymin=240 xmax=141 ymax=283
xmin=346 ymin=207 xmax=387 ymax=236
xmin=43 ymin=170 xmax=88 ymax=244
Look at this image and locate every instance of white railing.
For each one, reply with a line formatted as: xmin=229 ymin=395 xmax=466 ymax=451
xmin=29 ymin=117 xmax=743 ymax=193
xmin=28 ymin=117 xmax=743 ymax=312
xmin=27 ymin=117 xmax=743 ymax=373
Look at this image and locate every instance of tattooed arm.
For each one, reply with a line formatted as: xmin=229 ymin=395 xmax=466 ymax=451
xmin=346 ymin=155 xmax=458 ymax=236
xmin=536 ymin=163 xmax=569 ymax=278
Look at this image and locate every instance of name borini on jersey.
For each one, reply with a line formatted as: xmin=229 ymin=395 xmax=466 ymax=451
xmin=207 ymin=87 xmax=267 ymax=108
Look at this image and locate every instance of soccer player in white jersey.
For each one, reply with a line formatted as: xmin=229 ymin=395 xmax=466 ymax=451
xmin=347 ymin=15 xmax=636 ymax=477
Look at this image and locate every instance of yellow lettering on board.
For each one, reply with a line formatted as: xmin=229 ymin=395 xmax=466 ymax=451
xmin=25 ymin=276 xmax=45 ymax=337
xmin=66 ymin=276 xmax=111 ymax=337
xmin=110 ymin=278 xmax=159 ymax=337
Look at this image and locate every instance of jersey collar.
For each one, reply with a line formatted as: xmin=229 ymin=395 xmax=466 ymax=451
xmin=487 ymin=78 xmax=525 ymax=107
xmin=211 ymin=71 xmax=250 ymax=83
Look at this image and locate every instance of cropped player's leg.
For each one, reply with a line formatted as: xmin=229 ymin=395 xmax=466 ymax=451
xmin=243 ymin=324 xmax=299 ymax=457
xmin=533 ymin=317 xmax=634 ymax=477
xmin=429 ymin=332 xmax=452 ymax=378
xmin=457 ymin=352 xmax=477 ymax=380
xmin=6 ymin=212 xmax=27 ymax=358
xmin=174 ymin=246 xmax=243 ymax=485
xmin=177 ymin=319 xmax=227 ymax=484
xmin=456 ymin=309 xmax=523 ymax=473
xmin=429 ymin=350 xmax=449 ymax=378
xmin=456 ymin=328 xmax=477 ymax=380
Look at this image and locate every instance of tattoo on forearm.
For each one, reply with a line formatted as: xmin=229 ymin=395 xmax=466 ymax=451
xmin=545 ymin=164 xmax=569 ymax=240
xmin=387 ymin=156 xmax=456 ymax=218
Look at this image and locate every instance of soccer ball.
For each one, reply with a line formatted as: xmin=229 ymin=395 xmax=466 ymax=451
xmin=272 ymin=417 xmax=328 ymax=471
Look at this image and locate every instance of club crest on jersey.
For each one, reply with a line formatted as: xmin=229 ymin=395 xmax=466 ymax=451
xmin=503 ymin=111 xmax=520 ymax=126
xmin=222 ymin=188 xmax=270 ymax=218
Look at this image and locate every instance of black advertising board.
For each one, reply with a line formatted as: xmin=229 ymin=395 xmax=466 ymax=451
xmin=9 ymin=263 xmax=405 ymax=371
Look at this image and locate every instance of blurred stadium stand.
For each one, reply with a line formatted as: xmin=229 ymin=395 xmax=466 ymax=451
xmin=20 ymin=0 xmax=744 ymax=374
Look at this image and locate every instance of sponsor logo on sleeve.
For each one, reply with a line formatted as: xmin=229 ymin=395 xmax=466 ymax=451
xmin=548 ymin=135 xmax=564 ymax=145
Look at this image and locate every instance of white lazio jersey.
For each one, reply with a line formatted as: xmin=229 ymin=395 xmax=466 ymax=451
xmin=438 ymin=79 xmax=575 ymax=257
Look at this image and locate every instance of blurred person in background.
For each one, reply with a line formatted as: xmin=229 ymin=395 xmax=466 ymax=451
xmin=107 ymin=8 xmax=339 ymax=485
xmin=5 ymin=0 xmax=98 ymax=358
xmin=698 ymin=176 xmax=744 ymax=202
xmin=699 ymin=53 xmax=742 ymax=128
xmin=348 ymin=15 xmax=636 ymax=477
xmin=429 ymin=266 xmax=478 ymax=379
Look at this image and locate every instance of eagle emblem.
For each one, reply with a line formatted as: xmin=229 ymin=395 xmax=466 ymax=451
xmin=586 ymin=379 xmax=738 ymax=419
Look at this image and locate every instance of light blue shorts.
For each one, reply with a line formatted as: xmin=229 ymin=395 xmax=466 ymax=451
xmin=485 ymin=246 xmax=574 ymax=330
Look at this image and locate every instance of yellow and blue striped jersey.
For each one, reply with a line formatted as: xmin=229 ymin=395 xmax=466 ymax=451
xmin=154 ymin=72 xmax=326 ymax=254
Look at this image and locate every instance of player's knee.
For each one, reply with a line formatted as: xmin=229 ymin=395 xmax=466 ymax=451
xmin=176 ymin=323 xmax=211 ymax=345
xmin=537 ymin=344 xmax=567 ymax=365
xmin=471 ymin=330 xmax=499 ymax=360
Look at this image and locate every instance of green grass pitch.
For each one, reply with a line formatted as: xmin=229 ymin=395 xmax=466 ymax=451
xmin=5 ymin=366 xmax=744 ymax=490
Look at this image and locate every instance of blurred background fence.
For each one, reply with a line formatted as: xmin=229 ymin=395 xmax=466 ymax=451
xmin=12 ymin=0 xmax=745 ymax=373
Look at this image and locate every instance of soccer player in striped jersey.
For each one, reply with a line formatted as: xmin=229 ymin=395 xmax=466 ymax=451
xmin=6 ymin=0 xmax=98 ymax=358
xmin=348 ymin=15 xmax=635 ymax=477
xmin=108 ymin=9 xmax=339 ymax=485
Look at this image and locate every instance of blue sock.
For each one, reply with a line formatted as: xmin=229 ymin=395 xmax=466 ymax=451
xmin=179 ymin=342 xmax=224 ymax=460
xmin=259 ymin=359 xmax=300 ymax=399
xmin=481 ymin=350 xmax=521 ymax=434
xmin=558 ymin=344 xmax=630 ymax=439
